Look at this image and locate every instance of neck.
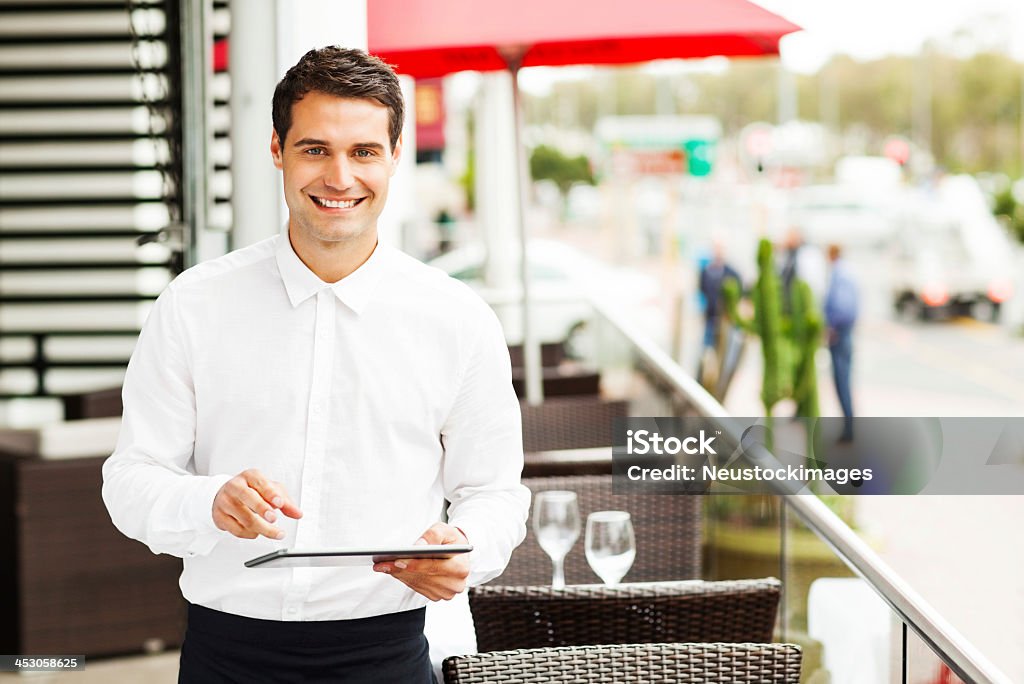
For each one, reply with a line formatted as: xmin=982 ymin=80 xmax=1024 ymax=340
xmin=287 ymin=227 xmax=378 ymax=283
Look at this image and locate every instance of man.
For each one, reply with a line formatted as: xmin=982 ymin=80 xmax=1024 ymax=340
xmin=824 ymin=243 xmax=859 ymax=442
xmin=779 ymin=226 xmax=827 ymax=314
xmin=103 ymin=47 xmax=529 ymax=683
xmin=696 ymin=240 xmax=741 ymax=385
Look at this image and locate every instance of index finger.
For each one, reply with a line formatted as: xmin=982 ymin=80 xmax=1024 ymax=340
xmin=243 ymin=470 xmax=302 ymax=518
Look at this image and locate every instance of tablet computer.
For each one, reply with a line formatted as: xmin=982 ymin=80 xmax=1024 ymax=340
xmin=245 ymin=544 xmax=473 ymax=569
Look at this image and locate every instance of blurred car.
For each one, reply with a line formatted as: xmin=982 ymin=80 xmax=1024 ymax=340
xmin=786 ymin=184 xmax=899 ymax=249
xmin=427 ymin=239 xmax=666 ymax=354
xmin=890 ymin=176 xmax=1014 ymax=321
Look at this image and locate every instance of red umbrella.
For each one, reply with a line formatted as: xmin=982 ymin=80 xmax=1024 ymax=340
xmin=368 ymin=0 xmax=800 ymax=402
xmin=369 ymin=0 xmax=799 ymax=74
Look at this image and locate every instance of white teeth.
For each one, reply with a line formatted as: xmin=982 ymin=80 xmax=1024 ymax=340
xmin=314 ymin=196 xmax=358 ymax=208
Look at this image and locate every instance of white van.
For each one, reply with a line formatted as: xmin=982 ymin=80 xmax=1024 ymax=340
xmin=890 ymin=175 xmax=1014 ymax=321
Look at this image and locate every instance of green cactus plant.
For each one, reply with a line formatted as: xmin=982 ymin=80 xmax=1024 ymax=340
xmin=723 ymin=238 xmax=820 ymax=451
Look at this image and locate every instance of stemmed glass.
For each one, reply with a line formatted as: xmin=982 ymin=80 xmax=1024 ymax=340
xmin=585 ymin=511 xmax=636 ymax=587
xmin=532 ymin=491 xmax=580 ymax=589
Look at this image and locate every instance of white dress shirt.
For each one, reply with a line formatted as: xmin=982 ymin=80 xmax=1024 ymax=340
xmin=102 ymin=234 xmax=529 ymax=621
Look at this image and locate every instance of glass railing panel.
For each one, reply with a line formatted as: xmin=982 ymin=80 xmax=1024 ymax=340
xmin=783 ymin=497 xmax=885 ymax=682
xmin=702 ymin=493 xmax=782 ymax=585
xmin=535 ymin=298 xmax=1010 ymax=682
xmin=904 ymin=621 xmax=969 ymax=684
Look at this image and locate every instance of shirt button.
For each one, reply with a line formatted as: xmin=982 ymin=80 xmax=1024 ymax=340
xmin=312 ymin=405 xmax=322 ymax=415
xmin=287 ymin=606 xmax=297 ymax=615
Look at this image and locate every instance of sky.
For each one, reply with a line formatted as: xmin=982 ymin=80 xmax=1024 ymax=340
xmin=457 ymin=0 xmax=1024 ymax=99
xmin=752 ymin=0 xmax=1024 ymax=73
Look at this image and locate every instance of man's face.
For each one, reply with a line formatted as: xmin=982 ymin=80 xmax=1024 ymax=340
xmin=271 ymin=92 xmax=401 ymax=248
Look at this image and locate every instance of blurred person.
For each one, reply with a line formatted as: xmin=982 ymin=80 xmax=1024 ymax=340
xmin=697 ymin=240 xmax=742 ymax=383
xmin=825 ymin=243 xmax=860 ymax=442
xmin=435 ymin=207 xmax=455 ymax=256
xmin=780 ymin=226 xmax=827 ymax=313
xmin=102 ymin=47 xmax=529 ymax=683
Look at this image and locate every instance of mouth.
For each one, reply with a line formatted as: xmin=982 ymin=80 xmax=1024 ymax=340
xmin=310 ymin=195 xmax=366 ymax=210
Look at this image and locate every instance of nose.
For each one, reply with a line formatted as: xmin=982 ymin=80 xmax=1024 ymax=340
xmin=323 ymin=155 xmax=355 ymax=189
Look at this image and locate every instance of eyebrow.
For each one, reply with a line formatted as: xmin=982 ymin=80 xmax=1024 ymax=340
xmin=292 ymin=138 xmax=329 ymax=148
xmin=291 ymin=138 xmax=387 ymax=151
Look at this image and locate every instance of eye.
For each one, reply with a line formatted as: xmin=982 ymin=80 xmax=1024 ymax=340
xmin=354 ymin=149 xmax=375 ymax=158
xmin=304 ymin=147 xmax=326 ymax=156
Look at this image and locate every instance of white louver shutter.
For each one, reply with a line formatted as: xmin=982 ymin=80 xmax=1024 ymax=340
xmin=0 ymin=0 xmax=231 ymax=411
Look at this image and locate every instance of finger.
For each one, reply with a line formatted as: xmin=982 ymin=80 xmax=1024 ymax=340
xmin=269 ymin=483 xmax=303 ymax=519
xmin=228 ymin=495 xmax=284 ymax=540
xmin=234 ymin=485 xmax=278 ymax=523
xmin=393 ymin=558 xmax=435 ymax=573
xmin=239 ymin=473 xmax=284 ymax=509
xmin=241 ymin=511 xmax=285 ymax=540
xmin=395 ymin=555 xmax=469 ymax=577
xmin=216 ymin=510 xmax=258 ymax=539
xmin=243 ymin=470 xmax=303 ymax=519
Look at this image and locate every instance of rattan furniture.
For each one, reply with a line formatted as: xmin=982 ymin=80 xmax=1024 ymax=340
xmin=512 ymin=368 xmax=601 ymax=398
xmin=520 ymin=397 xmax=627 ymax=452
xmin=495 ymin=474 xmax=702 ymax=586
xmin=508 ymin=343 xmax=567 ymax=368
xmin=470 ymin=579 xmax=781 ymax=652
xmin=443 ymin=642 xmax=803 ymax=683
xmin=0 ymin=453 xmax=185 ymax=656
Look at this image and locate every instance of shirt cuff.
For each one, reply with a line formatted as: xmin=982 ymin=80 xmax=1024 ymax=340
xmin=448 ymin=517 xmax=502 ymax=586
xmin=182 ymin=473 xmax=233 ymax=556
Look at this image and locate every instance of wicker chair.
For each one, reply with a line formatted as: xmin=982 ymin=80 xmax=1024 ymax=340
xmin=520 ymin=397 xmax=628 ymax=452
xmin=469 ymin=579 xmax=781 ymax=652
xmin=496 ymin=474 xmax=702 ymax=586
xmin=443 ymin=642 xmax=803 ymax=684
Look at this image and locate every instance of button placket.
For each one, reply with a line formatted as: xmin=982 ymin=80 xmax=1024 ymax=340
xmin=284 ymin=289 xmax=335 ymax=617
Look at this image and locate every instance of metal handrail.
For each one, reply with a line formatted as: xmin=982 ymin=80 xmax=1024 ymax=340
xmin=592 ymin=299 xmax=1012 ymax=684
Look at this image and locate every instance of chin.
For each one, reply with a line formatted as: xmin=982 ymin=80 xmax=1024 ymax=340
xmin=312 ymin=225 xmax=372 ymax=245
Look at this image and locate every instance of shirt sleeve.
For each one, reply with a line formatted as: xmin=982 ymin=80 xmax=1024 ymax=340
xmin=102 ymin=285 xmax=232 ymax=558
xmin=441 ymin=301 xmax=531 ymax=586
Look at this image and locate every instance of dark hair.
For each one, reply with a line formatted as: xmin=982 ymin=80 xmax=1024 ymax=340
xmin=272 ymin=46 xmax=404 ymax=149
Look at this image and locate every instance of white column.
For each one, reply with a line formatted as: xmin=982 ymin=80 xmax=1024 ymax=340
xmin=272 ymin=0 xmax=412 ymax=250
xmin=274 ymin=0 xmax=370 ymax=231
xmin=474 ymin=71 xmax=520 ymax=290
xmin=276 ymin=0 xmax=367 ymax=73
xmin=377 ymin=75 xmax=416 ymax=249
xmin=229 ymin=0 xmax=281 ymax=248
xmin=473 ymin=72 xmax=523 ymax=356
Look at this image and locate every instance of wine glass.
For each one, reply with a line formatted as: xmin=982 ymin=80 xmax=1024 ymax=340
xmin=532 ymin=490 xmax=580 ymax=589
xmin=585 ymin=511 xmax=635 ymax=587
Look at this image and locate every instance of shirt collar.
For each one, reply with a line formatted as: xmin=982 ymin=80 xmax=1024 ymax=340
xmin=274 ymin=233 xmax=390 ymax=314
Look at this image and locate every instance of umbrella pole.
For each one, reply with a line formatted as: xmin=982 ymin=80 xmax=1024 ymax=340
xmin=509 ymin=64 xmax=544 ymax=406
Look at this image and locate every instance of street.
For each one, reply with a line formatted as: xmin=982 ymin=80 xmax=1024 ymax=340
xmin=702 ymin=246 xmax=1024 ymax=681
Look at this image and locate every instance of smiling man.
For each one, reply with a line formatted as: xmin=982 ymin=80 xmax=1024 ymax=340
xmin=102 ymin=47 xmax=529 ymax=683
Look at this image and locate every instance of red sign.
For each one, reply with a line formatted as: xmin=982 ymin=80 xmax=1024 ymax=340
xmin=610 ymin=149 xmax=686 ymax=175
xmin=415 ymin=79 xmax=445 ymax=152
xmin=883 ymin=136 xmax=911 ymax=166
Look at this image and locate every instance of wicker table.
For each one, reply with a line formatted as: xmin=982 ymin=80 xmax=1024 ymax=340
xmin=523 ymin=446 xmax=612 ymax=477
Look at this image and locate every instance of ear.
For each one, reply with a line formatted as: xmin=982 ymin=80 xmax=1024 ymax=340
xmin=270 ymin=130 xmax=283 ymax=169
xmin=389 ymin=133 xmax=403 ymax=175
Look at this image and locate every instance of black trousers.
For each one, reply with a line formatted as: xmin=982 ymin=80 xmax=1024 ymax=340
xmin=179 ymin=604 xmax=434 ymax=684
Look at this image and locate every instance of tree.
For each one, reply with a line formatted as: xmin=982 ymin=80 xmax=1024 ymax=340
xmin=529 ymin=144 xmax=594 ymax=195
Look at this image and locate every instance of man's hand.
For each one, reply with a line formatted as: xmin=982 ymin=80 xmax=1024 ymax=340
xmin=372 ymin=523 xmax=470 ymax=601
xmin=212 ymin=469 xmax=303 ymax=540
